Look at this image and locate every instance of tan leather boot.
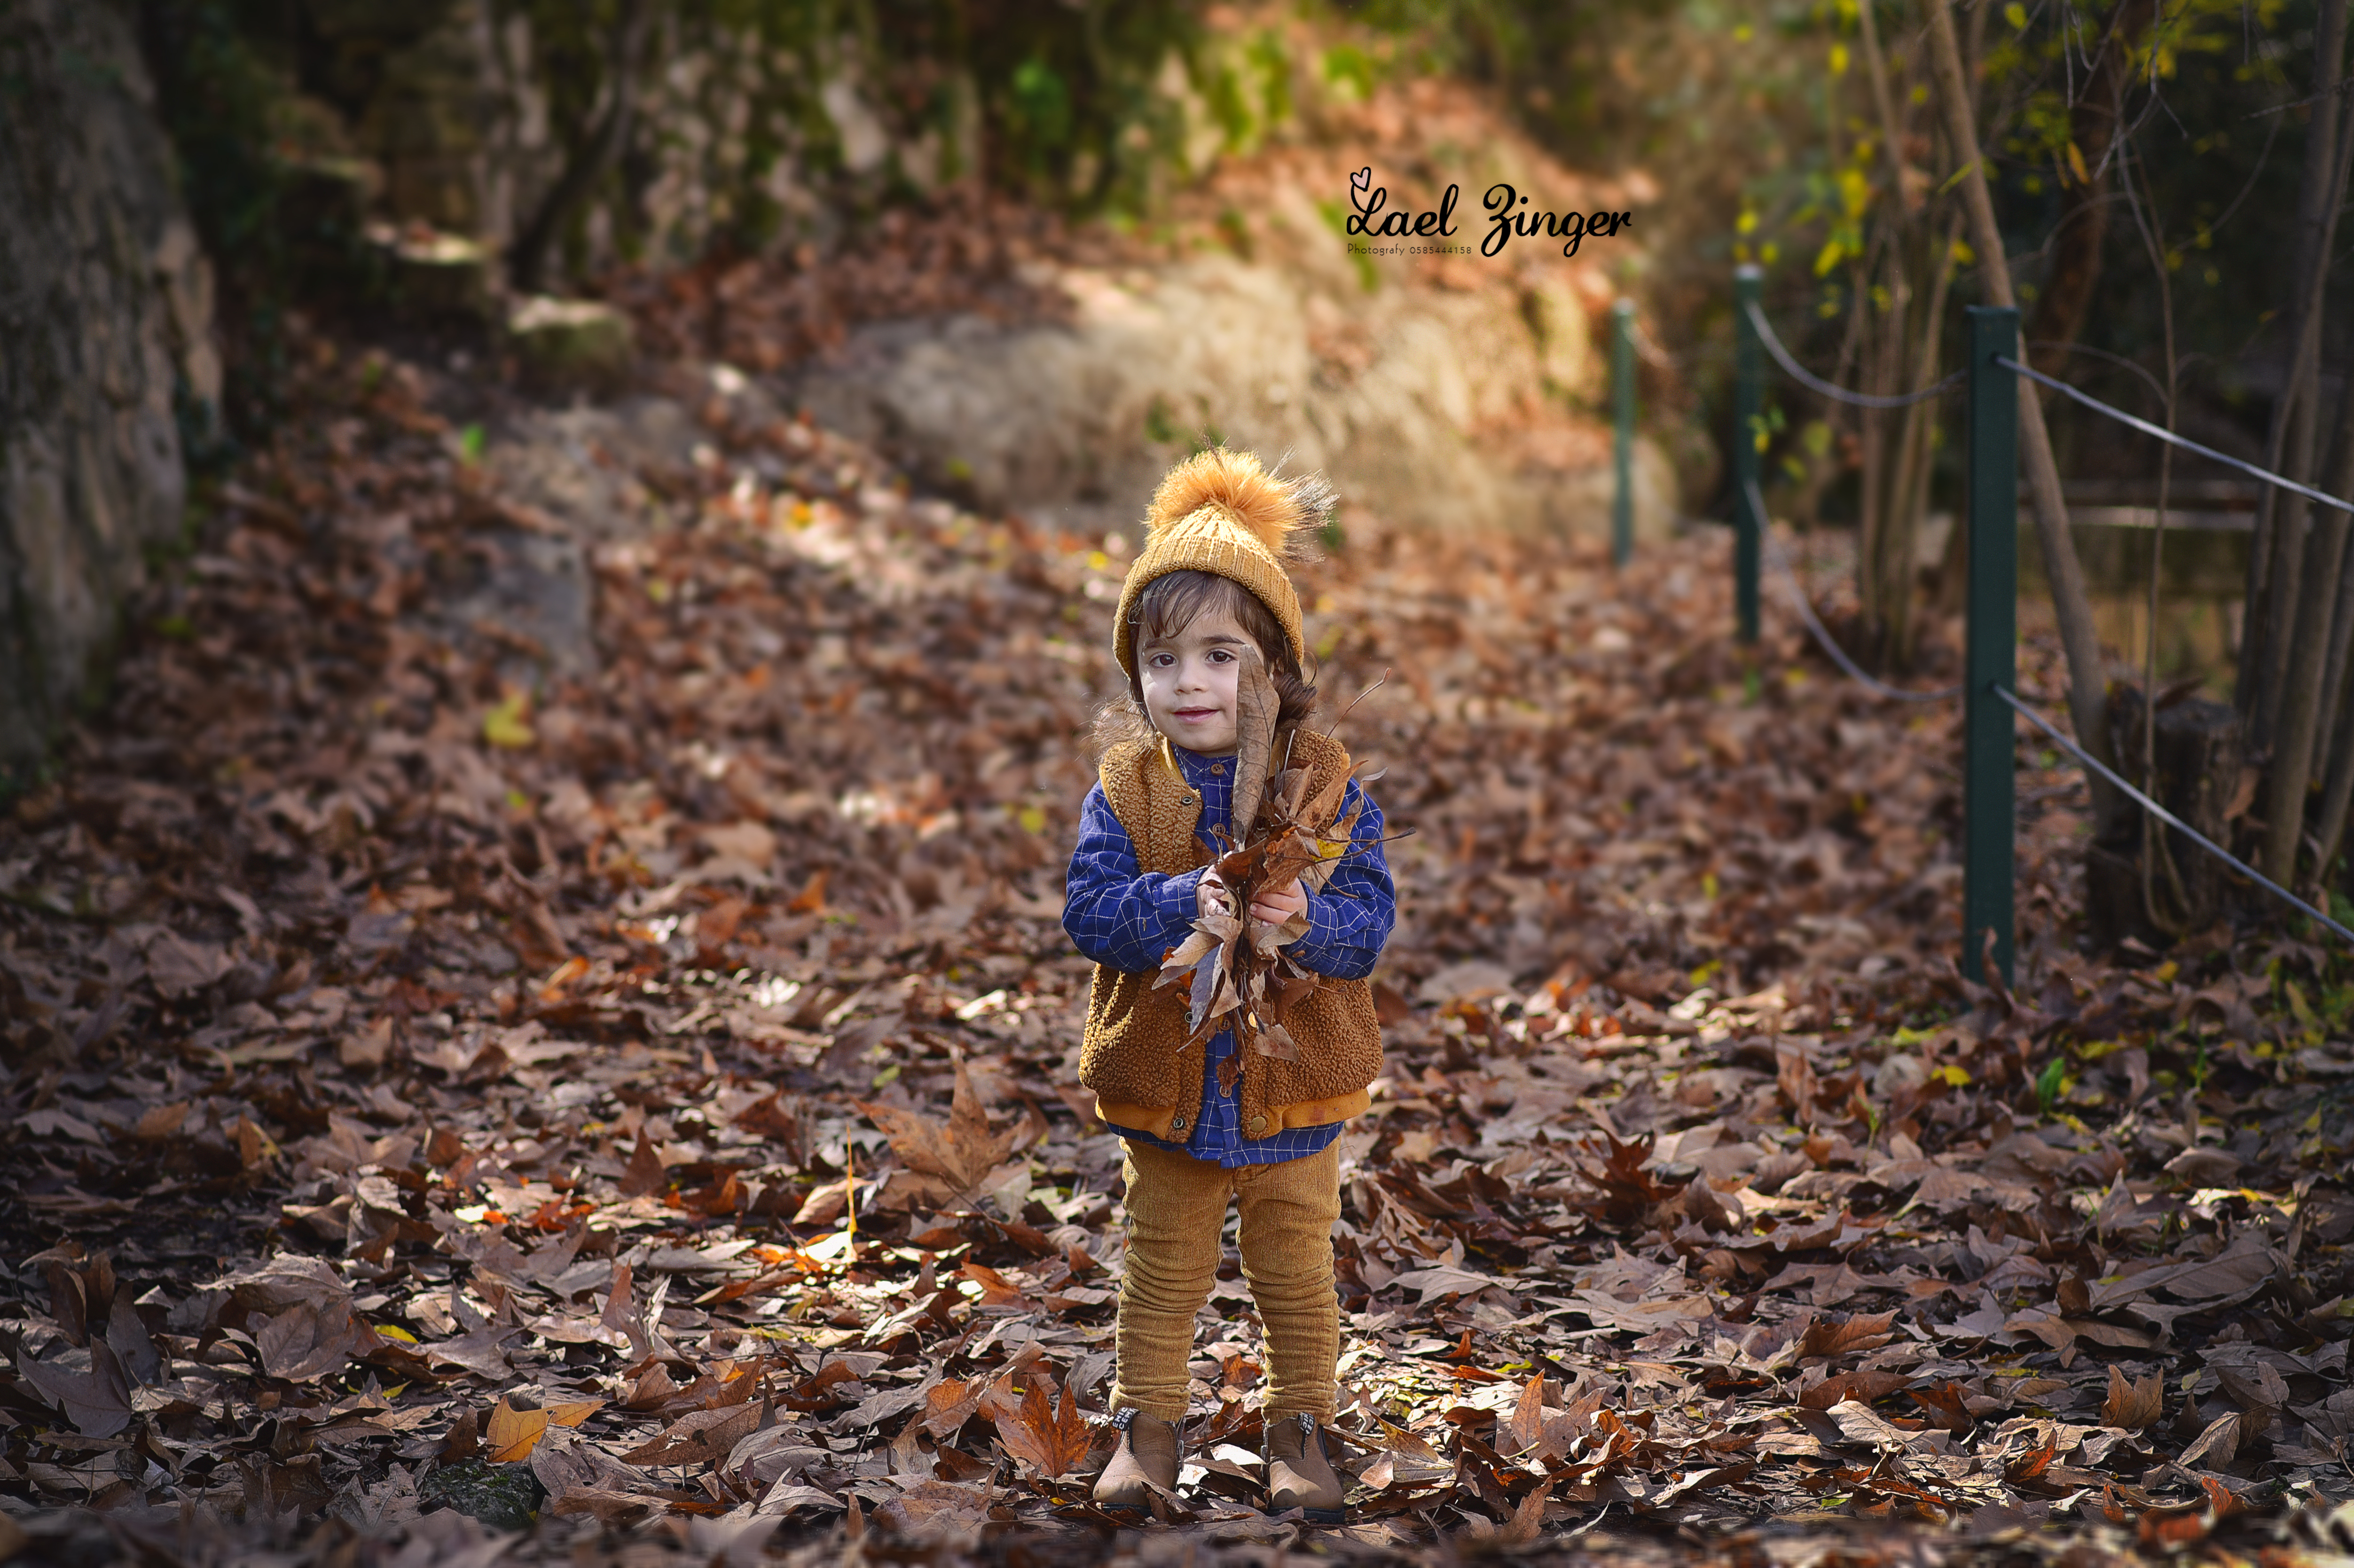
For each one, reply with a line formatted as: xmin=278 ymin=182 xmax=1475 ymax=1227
xmin=1264 ymin=1411 xmax=1346 ymax=1523
xmin=1093 ymin=1409 xmax=1181 ymax=1510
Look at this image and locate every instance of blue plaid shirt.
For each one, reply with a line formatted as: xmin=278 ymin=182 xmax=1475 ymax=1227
xmin=1065 ymin=741 xmax=1395 ymax=1167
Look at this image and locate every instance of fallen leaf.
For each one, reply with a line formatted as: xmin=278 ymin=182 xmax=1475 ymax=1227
xmin=618 ymin=1130 xmax=669 ymax=1199
xmin=2100 ymin=1365 xmax=2163 ymax=1430
xmin=1801 ymin=1310 xmax=1898 ymax=1359
xmin=855 ymin=1055 xmax=1042 ymax=1196
xmin=486 ymin=1396 xmax=551 ymax=1462
xmin=1498 ymin=1476 xmax=1554 ymax=1545
xmin=984 ymin=1368 xmax=1093 ymax=1478
xmin=2177 ymin=1411 xmax=2240 ymax=1470
xmin=15 ymin=1340 xmax=132 ymax=1437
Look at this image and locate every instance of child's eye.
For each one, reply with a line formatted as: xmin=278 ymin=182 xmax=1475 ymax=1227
xmin=1207 ymin=649 xmax=1233 ymax=663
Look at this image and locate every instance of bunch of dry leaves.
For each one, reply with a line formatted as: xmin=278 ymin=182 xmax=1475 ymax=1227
xmin=0 ymin=303 xmax=2350 ymax=1568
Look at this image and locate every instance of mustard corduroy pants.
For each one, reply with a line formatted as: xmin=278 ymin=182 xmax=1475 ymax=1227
xmin=1111 ymin=1138 xmax=1342 ymax=1424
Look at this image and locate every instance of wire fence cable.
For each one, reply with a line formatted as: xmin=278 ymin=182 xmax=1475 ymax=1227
xmin=1998 ymin=355 xmax=2354 ymax=517
xmin=1994 ymin=684 xmax=2354 ymax=947
xmin=1750 ymin=483 xmax=1962 ymax=702
xmin=1744 ymin=300 xmax=1966 ymax=409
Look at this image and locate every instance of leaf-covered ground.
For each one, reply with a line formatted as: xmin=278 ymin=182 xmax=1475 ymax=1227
xmin=2 ymin=321 xmax=2352 ymax=1568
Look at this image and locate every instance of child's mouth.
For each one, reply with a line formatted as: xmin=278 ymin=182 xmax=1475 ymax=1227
xmin=1172 ymin=707 xmax=1220 ymax=722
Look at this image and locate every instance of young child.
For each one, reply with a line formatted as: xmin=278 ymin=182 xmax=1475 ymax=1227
xmin=1064 ymin=448 xmax=1396 ymax=1523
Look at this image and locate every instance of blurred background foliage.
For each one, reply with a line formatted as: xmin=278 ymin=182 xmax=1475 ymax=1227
xmin=132 ymin=0 xmax=2336 ymax=527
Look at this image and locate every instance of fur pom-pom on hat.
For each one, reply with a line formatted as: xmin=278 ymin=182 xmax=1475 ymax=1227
xmin=1144 ymin=448 xmax=1334 ymax=560
xmin=1114 ymin=448 xmax=1333 ymax=678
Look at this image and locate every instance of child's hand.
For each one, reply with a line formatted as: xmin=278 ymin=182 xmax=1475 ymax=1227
xmin=1250 ymin=878 xmax=1308 ymax=925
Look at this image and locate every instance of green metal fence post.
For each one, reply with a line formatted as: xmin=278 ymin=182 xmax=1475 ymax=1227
xmin=1612 ymin=298 xmax=1635 ymax=569
xmin=1732 ymin=265 xmax=1762 ymax=643
xmin=1963 ymin=306 xmax=2019 ymax=988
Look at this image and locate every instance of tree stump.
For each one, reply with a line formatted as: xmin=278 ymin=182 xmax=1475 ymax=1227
xmin=2084 ymin=687 xmax=2242 ymax=949
xmin=369 ymin=222 xmax=495 ymax=322
xmin=506 ymin=296 xmax=635 ymax=396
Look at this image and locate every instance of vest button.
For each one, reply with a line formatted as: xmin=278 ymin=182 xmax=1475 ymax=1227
xmin=1248 ymin=1115 xmax=1268 ymax=1135
xmin=1169 ymin=1115 xmax=1188 ymax=1133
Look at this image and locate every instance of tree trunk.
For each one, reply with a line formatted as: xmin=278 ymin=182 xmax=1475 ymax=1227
xmin=1923 ymin=0 xmax=2123 ymax=830
xmin=1 ymin=0 xmax=219 ymax=791
xmin=2298 ymin=389 xmax=2354 ymax=877
xmin=1854 ymin=0 xmax=1931 ymax=672
xmin=2024 ymin=0 xmax=2156 ymax=376
xmin=2240 ymin=0 xmax=2348 ymax=745
xmin=2085 ymin=689 xmax=2243 ymax=948
xmin=2262 ymin=504 xmax=2354 ymax=884
xmin=2310 ymin=384 xmax=2354 ymax=783
xmin=2256 ymin=75 xmax=2354 ymax=885
xmin=1883 ymin=225 xmax=1959 ymax=659
xmin=509 ymin=0 xmax=655 ymax=295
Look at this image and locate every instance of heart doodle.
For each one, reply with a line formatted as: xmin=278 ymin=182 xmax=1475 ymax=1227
xmin=1350 ymin=166 xmax=1371 ymax=192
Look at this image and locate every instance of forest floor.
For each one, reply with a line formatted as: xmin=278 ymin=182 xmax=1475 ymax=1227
xmin=1 ymin=317 xmax=2351 ymax=1568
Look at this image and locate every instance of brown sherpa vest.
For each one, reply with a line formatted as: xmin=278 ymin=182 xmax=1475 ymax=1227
xmin=1079 ymin=727 xmax=1384 ymax=1143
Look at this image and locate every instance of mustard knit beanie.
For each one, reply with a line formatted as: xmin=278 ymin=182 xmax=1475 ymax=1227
xmin=1112 ymin=448 xmax=1334 ymax=680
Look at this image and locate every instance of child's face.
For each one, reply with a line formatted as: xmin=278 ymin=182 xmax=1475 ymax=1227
xmin=1137 ymin=607 xmax=1250 ymax=755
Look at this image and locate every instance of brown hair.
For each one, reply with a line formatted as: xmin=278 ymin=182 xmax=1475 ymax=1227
xmin=1093 ymin=569 xmax=1317 ymax=752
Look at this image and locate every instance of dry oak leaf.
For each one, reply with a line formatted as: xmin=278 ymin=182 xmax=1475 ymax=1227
xmin=219 ymin=1254 xmax=357 ymax=1317
xmin=855 ymin=1055 xmax=1044 ymax=1196
xmin=146 ymin=931 xmax=233 ymax=997
xmin=984 ymin=1369 xmax=1094 ymax=1480
xmin=622 ymin=1391 xmax=769 ymax=1467
xmin=920 ymin=1376 xmax=985 ymax=1442
xmin=617 ymin=1129 xmax=670 ymax=1200
xmin=1497 ymin=1477 xmax=1555 ymax=1546
xmin=1800 ymin=1310 xmax=1898 ymax=1360
xmin=486 ymin=1396 xmax=549 ymax=1462
xmin=14 ymin=1339 xmax=132 ymax=1438
xmin=1827 ymin=1399 xmax=1931 ymax=1454
xmin=2178 ymin=1411 xmax=2241 ymax=1471
xmin=1801 ymin=1370 xmax=1912 ymax=1411
xmin=550 ymin=1490 xmax=665 ymax=1529
xmin=105 ymin=1290 xmax=162 ymax=1387
xmin=257 ymin=1301 xmax=384 ymax=1382
xmin=2101 ymin=1365 xmax=2165 ymax=1431
xmin=534 ymin=1426 xmax=659 ymax=1527
xmin=878 ymin=1480 xmax=996 ymax=1538
xmin=1502 ymin=1374 xmax=1549 ymax=1456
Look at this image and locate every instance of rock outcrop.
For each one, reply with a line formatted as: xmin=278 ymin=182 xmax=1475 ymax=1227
xmin=1 ymin=0 xmax=219 ymax=785
xmin=787 ymin=245 xmax=1679 ymax=544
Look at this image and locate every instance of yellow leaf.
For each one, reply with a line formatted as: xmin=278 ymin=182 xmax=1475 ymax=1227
xmin=2004 ymin=2 xmax=2026 ymax=27
xmin=373 ymin=1323 xmax=419 ymax=1344
xmin=1839 ymin=167 xmax=1870 ymax=219
xmin=1935 ymin=1065 xmax=1971 ymax=1087
xmin=2066 ymin=141 xmax=2089 ymax=186
xmin=1828 ymin=41 xmax=1849 ymax=77
xmin=1813 ymin=238 xmax=1844 ymax=276
xmin=485 ymin=1397 xmax=549 ymax=1463
xmin=549 ymin=1399 xmax=605 ymax=1428
xmin=483 ymin=690 xmax=536 ymax=749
